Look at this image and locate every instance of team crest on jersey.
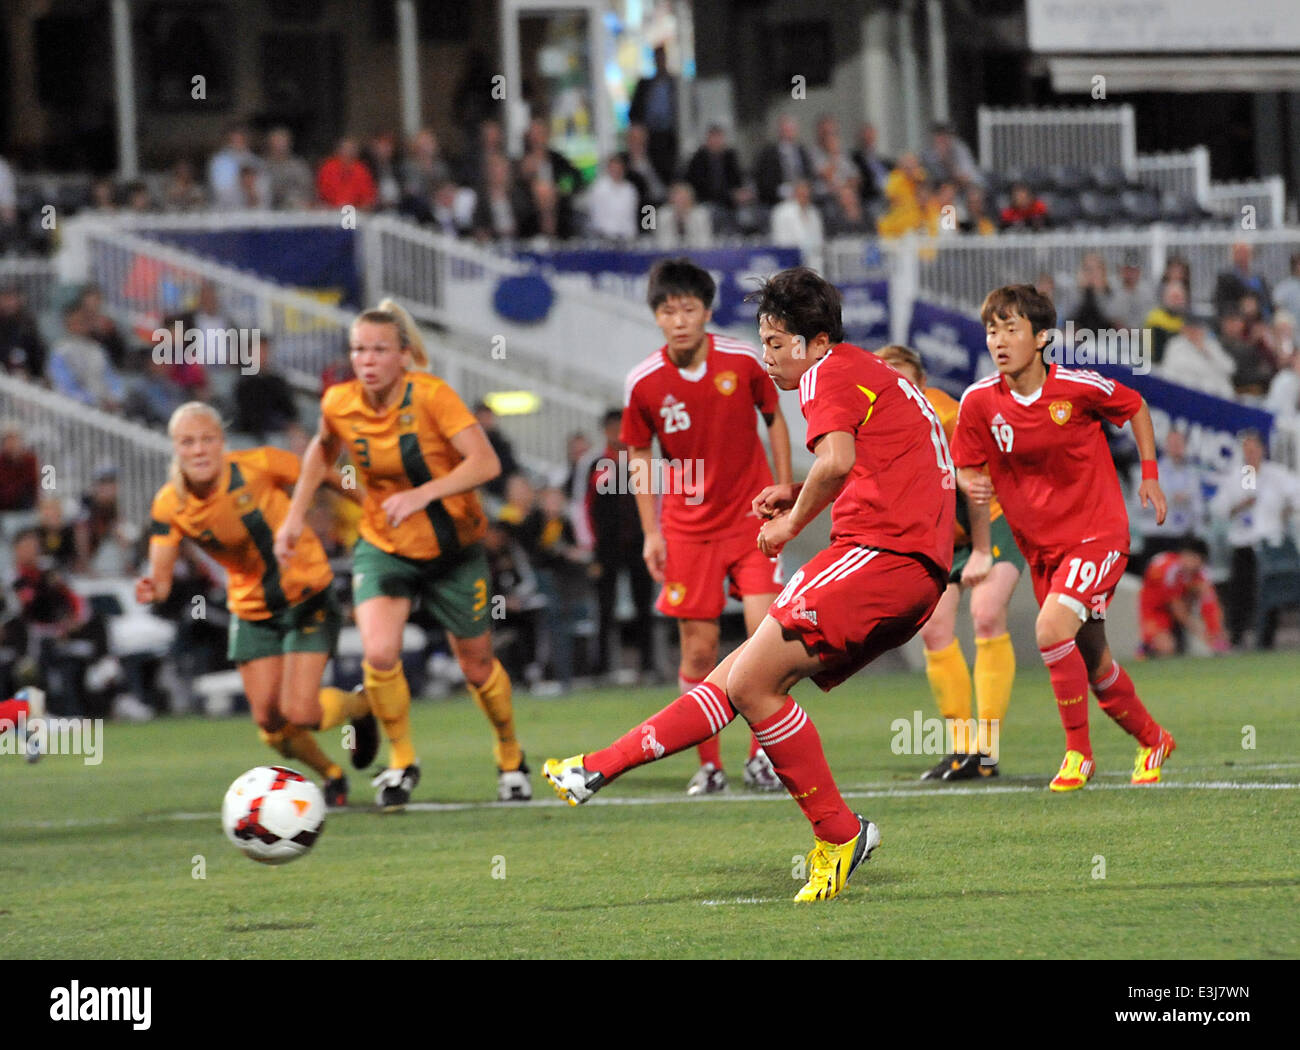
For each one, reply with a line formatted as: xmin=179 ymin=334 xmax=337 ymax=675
xmin=236 ymin=492 xmax=253 ymax=509
xmin=1049 ymin=400 xmax=1073 ymax=425
xmin=399 ymin=412 xmax=414 ymax=427
xmin=665 ymin=583 xmax=687 ymax=606
xmin=714 ymin=370 xmax=738 ymax=396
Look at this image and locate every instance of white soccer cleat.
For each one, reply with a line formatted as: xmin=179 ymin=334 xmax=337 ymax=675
xmin=743 ymin=748 xmax=783 ymax=791
xmin=498 ymin=757 xmax=532 ymax=802
xmin=686 ymin=762 xmax=728 ymax=796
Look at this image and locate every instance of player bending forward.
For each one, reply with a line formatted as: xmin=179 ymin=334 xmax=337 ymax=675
xmin=951 ymin=284 xmax=1175 ymax=790
xmin=545 ymin=267 xmax=955 ymax=902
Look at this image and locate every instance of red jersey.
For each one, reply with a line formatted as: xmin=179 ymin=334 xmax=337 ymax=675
xmin=798 ymin=344 xmax=955 ymax=577
xmin=1140 ymin=552 xmax=1218 ymax=614
xmin=621 ymin=333 xmax=778 ymax=539
xmin=951 ymin=363 xmax=1142 ymax=562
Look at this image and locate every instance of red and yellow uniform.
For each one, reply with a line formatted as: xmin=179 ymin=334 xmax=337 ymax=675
xmin=321 ymin=372 xmax=487 ymax=560
xmin=149 ymin=447 xmax=332 ymax=619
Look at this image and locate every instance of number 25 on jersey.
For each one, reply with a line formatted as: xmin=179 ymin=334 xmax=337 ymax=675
xmin=660 ymin=402 xmax=691 ymax=434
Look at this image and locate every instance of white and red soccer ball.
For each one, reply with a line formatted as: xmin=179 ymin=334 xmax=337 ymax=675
xmin=221 ymin=766 xmax=325 ymax=865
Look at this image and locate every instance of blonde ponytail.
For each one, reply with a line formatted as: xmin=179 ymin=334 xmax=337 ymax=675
xmin=166 ymin=401 xmax=225 ymax=499
xmin=354 ymin=297 xmax=429 ymax=371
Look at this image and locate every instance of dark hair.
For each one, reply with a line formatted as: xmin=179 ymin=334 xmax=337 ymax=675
xmin=646 ymin=258 xmax=716 ymax=311
xmin=979 ymin=284 xmax=1056 ymax=335
xmin=745 ymin=266 xmax=844 ymax=345
xmin=1176 ymin=536 xmax=1210 ymax=559
xmin=602 ymin=408 xmax=623 ymax=428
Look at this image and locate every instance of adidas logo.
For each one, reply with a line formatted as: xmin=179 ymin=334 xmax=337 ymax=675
xmin=991 ymin=412 xmax=1006 ymax=425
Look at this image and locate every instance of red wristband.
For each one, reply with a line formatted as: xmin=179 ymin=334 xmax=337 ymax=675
xmin=1141 ymin=460 xmax=1159 ymax=481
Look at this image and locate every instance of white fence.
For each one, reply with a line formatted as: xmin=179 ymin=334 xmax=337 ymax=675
xmin=978 ymin=105 xmax=1137 ymax=175
xmin=0 ymin=257 xmax=60 ymax=312
xmin=1136 ymin=147 xmax=1211 ymax=205
xmin=1204 ymin=176 xmax=1287 ymax=230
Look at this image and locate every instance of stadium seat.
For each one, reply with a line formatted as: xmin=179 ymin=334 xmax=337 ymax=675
xmin=1079 ymin=189 xmax=1123 ymax=225
xmin=1090 ymin=164 xmax=1130 ymax=193
xmin=1047 ymin=191 xmax=1083 ymax=226
xmin=1049 ymin=165 xmax=1089 ymax=193
xmin=1120 ymin=189 xmax=1161 ymax=224
xmin=1158 ymin=190 xmax=1205 ymax=225
xmin=1022 ymin=166 xmax=1054 ymax=192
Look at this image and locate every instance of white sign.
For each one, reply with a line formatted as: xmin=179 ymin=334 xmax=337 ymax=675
xmin=1027 ymin=0 xmax=1300 ymax=53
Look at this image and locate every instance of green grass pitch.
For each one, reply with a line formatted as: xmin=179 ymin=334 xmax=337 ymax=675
xmin=3 ymin=651 xmax=1297 ymax=959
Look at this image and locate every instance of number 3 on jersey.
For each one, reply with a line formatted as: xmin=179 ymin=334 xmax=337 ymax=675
xmin=659 ymin=402 xmax=691 ymax=434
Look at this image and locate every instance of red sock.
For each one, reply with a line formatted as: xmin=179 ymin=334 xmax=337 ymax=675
xmin=748 ymin=733 xmax=762 ymax=759
xmin=751 ymin=697 xmax=859 ymax=845
xmin=586 ymin=681 xmax=734 ymax=779
xmin=679 ymin=674 xmax=724 ymax=769
xmin=0 ymin=699 xmax=28 ymax=727
xmin=1040 ymin=640 xmax=1092 ymax=757
xmin=1091 ymin=662 xmax=1161 ymax=746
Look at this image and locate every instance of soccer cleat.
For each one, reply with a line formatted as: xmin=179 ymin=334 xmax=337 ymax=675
xmin=686 ymin=762 xmax=727 ymax=796
xmin=498 ymin=756 xmax=532 ymax=802
xmin=17 ymin=688 xmax=45 ymax=764
xmin=322 ymin=774 xmax=349 ymax=809
xmin=542 ymin=755 xmax=605 ymax=805
xmin=921 ymin=752 xmax=1000 ymax=781
xmin=371 ymin=763 xmax=420 ymax=812
xmin=1048 ymin=750 xmax=1095 ymax=792
xmin=347 ymin=686 xmax=380 ymax=770
xmin=743 ymin=749 xmax=783 ymax=791
xmin=794 ymin=814 xmax=881 ymax=903
xmin=1132 ymin=728 xmax=1176 ymax=785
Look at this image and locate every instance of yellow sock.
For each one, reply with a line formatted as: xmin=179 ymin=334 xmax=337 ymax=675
xmin=923 ymin=639 xmax=973 ymax=753
xmin=364 ymin=660 xmax=416 ymax=770
xmin=974 ymin=632 xmax=1015 ymax=759
xmin=467 ymin=659 xmax=521 ymax=770
xmin=259 ymin=726 xmax=342 ymax=781
xmin=317 ymin=686 xmax=369 ymax=731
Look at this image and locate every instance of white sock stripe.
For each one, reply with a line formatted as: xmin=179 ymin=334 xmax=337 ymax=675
xmin=692 ymin=691 xmax=722 ymax=734
xmin=690 ymin=685 xmax=731 ymax=730
xmin=1040 ymin=640 xmax=1076 ymax=665
xmin=1093 ymin=663 xmax=1121 ymax=691
xmin=756 ymin=702 xmax=805 ymax=743
xmin=756 ymin=709 xmax=808 ymax=747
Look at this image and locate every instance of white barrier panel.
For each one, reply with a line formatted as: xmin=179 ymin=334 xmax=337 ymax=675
xmin=1136 ymin=147 xmax=1211 ymax=206
xmin=978 ymin=105 xmax=1136 ymax=175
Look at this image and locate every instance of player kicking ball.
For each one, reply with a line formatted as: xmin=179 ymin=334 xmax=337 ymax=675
xmin=951 ymin=284 xmax=1175 ymax=791
xmin=545 ymin=268 xmax=956 ymax=901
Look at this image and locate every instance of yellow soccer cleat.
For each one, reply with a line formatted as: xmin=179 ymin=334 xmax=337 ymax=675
xmin=542 ymin=755 xmax=606 ymax=806
xmin=1048 ymin=750 xmax=1095 ymax=792
xmin=793 ymin=815 xmax=881 ymax=903
xmin=1132 ymin=729 xmax=1176 ymax=785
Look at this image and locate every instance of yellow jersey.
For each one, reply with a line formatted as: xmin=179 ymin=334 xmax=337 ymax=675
xmin=322 ymin=371 xmax=487 ymax=560
xmin=926 ymin=386 xmax=1004 ymax=548
xmin=149 ymin=447 xmax=333 ymax=621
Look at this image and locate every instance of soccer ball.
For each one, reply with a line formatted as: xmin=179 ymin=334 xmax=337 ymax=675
xmin=221 ymin=766 xmax=325 ymax=865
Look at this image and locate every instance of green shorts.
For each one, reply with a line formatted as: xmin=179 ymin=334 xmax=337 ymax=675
xmin=949 ymin=514 xmax=1027 ymax=584
xmin=351 ymin=536 xmax=491 ymax=639
xmin=227 ymin=588 xmax=342 ymax=664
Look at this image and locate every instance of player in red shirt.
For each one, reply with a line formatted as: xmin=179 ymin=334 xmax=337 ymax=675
xmin=620 ymin=258 xmax=793 ymax=795
xmin=951 ymin=284 xmax=1176 ymax=790
xmin=545 ymin=267 xmax=956 ymax=902
xmin=1139 ymin=538 xmax=1228 ymax=657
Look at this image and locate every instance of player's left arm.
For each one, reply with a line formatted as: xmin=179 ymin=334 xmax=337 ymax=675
xmin=763 ymin=403 xmax=794 ymax=486
xmin=382 ymin=422 xmax=501 ymax=528
xmin=758 ymin=430 xmax=853 ymax=556
xmin=1127 ymin=399 xmax=1167 ymax=526
xmin=962 ymin=499 xmax=993 ymax=585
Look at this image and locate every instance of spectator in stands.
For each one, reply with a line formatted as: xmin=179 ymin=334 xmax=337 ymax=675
xmin=1034 ymin=272 xmax=1064 ymax=326
xmin=627 ymin=46 xmax=679 ymax=187
xmin=1214 ymin=242 xmax=1273 ymax=320
xmin=77 ymin=285 xmax=131 ymax=372
xmin=400 ymin=127 xmax=455 ymax=210
xmin=1220 ymin=311 xmax=1272 ymax=397
xmin=1210 ymin=430 xmax=1300 ymax=649
xmin=754 ymin=113 xmax=812 ymax=207
xmin=824 ymin=181 xmax=874 ymax=238
xmin=851 ymin=122 xmax=892 ymax=209
xmin=0 ymin=422 xmax=38 ymax=512
xmin=586 ymin=155 xmax=640 ymax=242
xmin=123 ymin=181 xmax=155 ymax=213
xmin=1161 ymin=255 xmax=1192 ymax=291
xmin=77 ymin=463 xmax=137 ymax=577
xmin=518 ymin=117 xmax=583 ymax=198
xmin=474 ymin=401 xmax=520 ymax=500
xmin=160 ymin=281 xmax=232 ymax=401
xmin=364 ymin=132 xmax=403 ymax=211
xmin=428 ymin=179 xmax=473 ymax=238
xmin=961 ymin=186 xmax=997 ymax=235
xmin=161 ymin=158 xmax=207 ymax=211
xmin=1062 ymin=251 xmax=1118 ymax=332
xmin=622 ymin=122 xmax=668 ymax=212
xmin=810 ymin=114 xmax=859 ymax=206
xmin=88 ymin=178 xmax=118 ymax=212
xmin=234 ymin=164 xmax=268 ymax=210
xmin=468 ymin=153 xmax=522 ymax=242
xmin=1144 ymin=279 xmax=1188 ymax=364
xmin=0 ymin=153 xmax=16 ymax=249
xmin=208 ymin=125 xmax=262 ymax=210
xmin=999 ymin=181 xmax=1048 ymax=231
xmin=1265 ymin=339 xmax=1300 ymax=419
xmin=876 ymin=152 xmax=927 ymax=238
xmin=1274 ymin=309 xmax=1297 ymax=368
xmin=497 ymin=472 xmax=536 ymax=532
xmin=316 ymin=136 xmax=377 ymax=211
xmin=481 ymin=520 xmax=542 ymax=686
xmin=921 ymin=122 xmax=982 ymax=189
xmin=263 ymin=127 xmax=314 ymax=210
xmin=517 ymin=176 xmax=573 ymax=242
xmin=1110 ymin=251 xmax=1156 ymax=330
xmin=47 ymin=302 xmax=126 ymax=413
xmin=35 ymin=494 xmax=79 ymax=571
xmin=654 ymin=181 xmax=712 ymax=249
xmin=1239 ymin=292 xmax=1282 ymax=375
xmin=770 ymin=178 xmax=824 ymax=271
xmin=1158 ymin=315 xmax=1235 ymax=399
xmin=1136 ymin=428 xmax=1205 ymax=569
xmin=232 ymin=335 xmax=299 ymax=443
xmin=1273 ymin=253 xmax=1300 ymax=321
xmin=0 ymin=282 xmax=48 ymax=379
xmin=1138 ymin=537 xmax=1227 ymax=658
xmin=923 ymin=180 xmax=958 ymax=235
xmin=459 ymin=118 xmax=506 ymax=195
xmin=684 ymin=124 xmax=743 ymax=210
xmin=124 ymin=352 xmax=187 ymax=427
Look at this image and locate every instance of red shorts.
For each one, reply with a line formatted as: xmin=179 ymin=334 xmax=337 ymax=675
xmin=769 ymin=544 xmax=944 ymax=691
xmin=658 ymin=524 xmax=783 ymax=619
xmin=1029 ymin=542 xmax=1128 ymax=622
xmin=1140 ymin=606 xmax=1175 ymax=644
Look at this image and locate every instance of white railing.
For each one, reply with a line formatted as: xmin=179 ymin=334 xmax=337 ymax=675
xmin=0 ymin=372 xmax=172 ymax=523
xmin=1136 ymin=147 xmax=1211 ymax=205
xmin=0 ymin=257 xmax=60 ymax=312
xmin=978 ymin=105 xmax=1137 ymax=175
xmin=1204 ymin=176 xmax=1287 ymax=230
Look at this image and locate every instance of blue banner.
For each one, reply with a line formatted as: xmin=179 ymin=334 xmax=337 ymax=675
xmin=513 ymin=246 xmax=802 ymax=329
xmin=905 ymin=299 xmax=983 ymax=398
xmin=839 ymin=279 xmax=891 ymax=347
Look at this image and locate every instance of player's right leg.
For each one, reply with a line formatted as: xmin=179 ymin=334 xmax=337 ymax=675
xmin=676 ymin=617 xmax=727 ymax=794
xmin=968 ymin=560 xmax=1021 ymax=773
xmin=353 ymin=595 xmax=420 ymax=811
xmin=918 ymin=581 xmax=976 ymax=780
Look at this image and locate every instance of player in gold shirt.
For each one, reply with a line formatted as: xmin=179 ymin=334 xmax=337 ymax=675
xmin=275 ymin=299 xmax=529 ymax=810
xmin=136 ymin=402 xmax=378 ymax=805
xmin=875 ymin=346 xmax=1024 ymax=779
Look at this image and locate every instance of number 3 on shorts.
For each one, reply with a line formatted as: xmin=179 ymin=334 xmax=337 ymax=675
xmin=472 ymin=577 xmax=487 ymax=613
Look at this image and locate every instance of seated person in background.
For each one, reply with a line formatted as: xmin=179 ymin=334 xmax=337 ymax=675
xmin=823 ymin=180 xmax=874 ymax=238
xmin=1264 ymin=341 xmax=1300 ymax=419
xmin=0 ymin=282 xmax=48 ymax=379
xmin=1213 ymin=242 xmax=1272 ymax=320
xmin=482 ymin=520 xmax=543 ymax=687
xmin=1158 ymin=315 xmax=1236 ymax=399
xmin=232 ymin=335 xmax=299 ymax=442
xmin=35 ymin=495 xmax=80 ymax=571
xmin=1220 ymin=311 xmax=1274 ymax=396
xmin=1143 ymin=280 xmax=1188 ymax=364
xmin=876 ymin=153 xmax=926 ymax=237
xmin=1139 ymin=538 xmax=1227 ymax=658
xmin=961 ymin=186 xmax=997 ymax=235
xmin=654 ymin=182 xmax=713 ymax=250
xmin=47 ymin=302 xmax=126 ymax=413
xmin=0 ymin=422 xmax=38 ymax=511
xmin=76 ymin=464 xmax=139 ymax=577
xmin=999 ymin=182 xmax=1048 ymax=231
xmin=1132 ymin=428 xmax=1204 ymax=575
